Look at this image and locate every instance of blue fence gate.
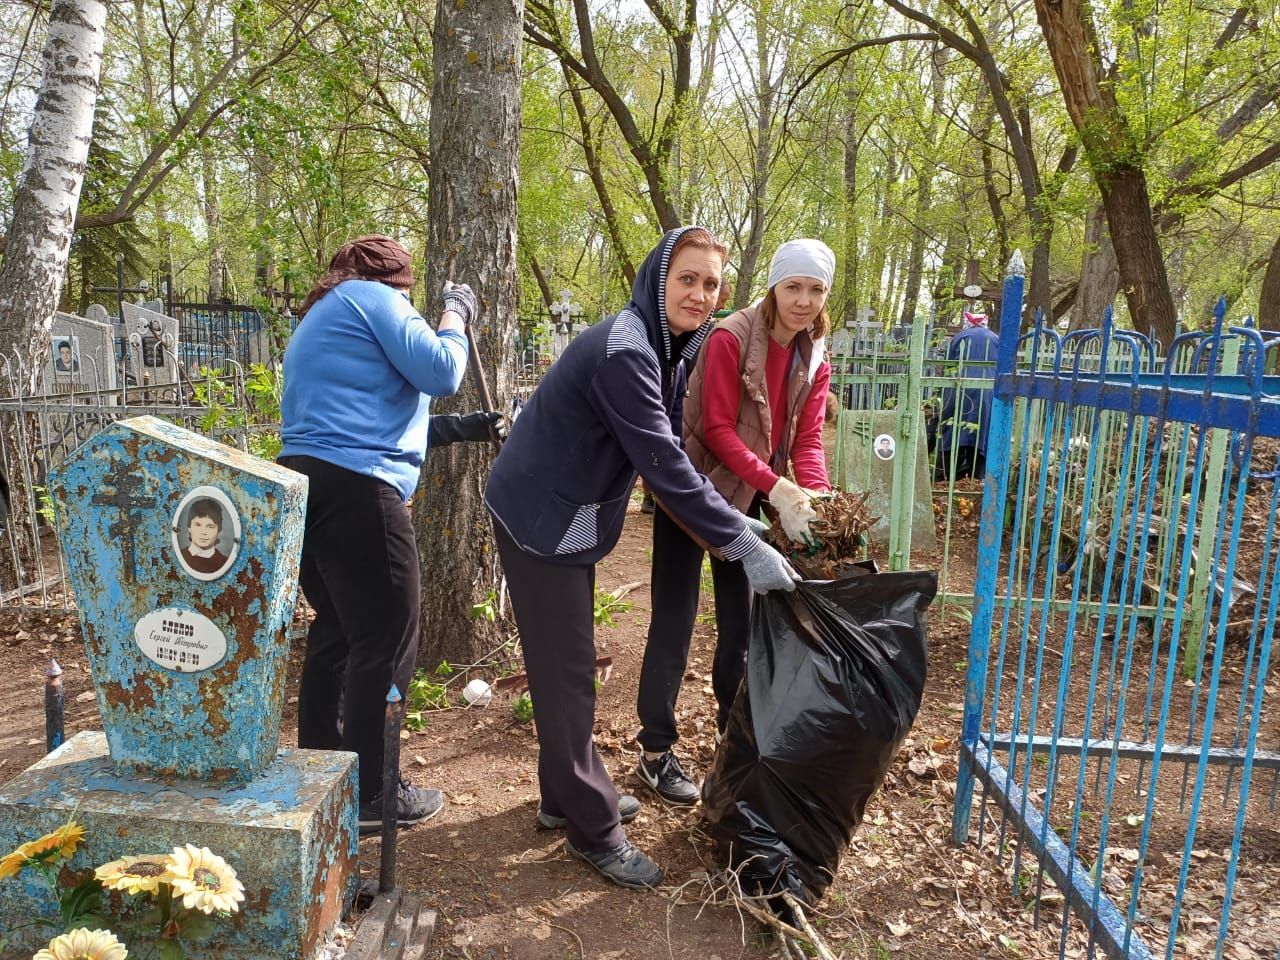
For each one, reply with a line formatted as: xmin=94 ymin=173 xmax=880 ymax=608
xmin=953 ymin=259 xmax=1279 ymax=958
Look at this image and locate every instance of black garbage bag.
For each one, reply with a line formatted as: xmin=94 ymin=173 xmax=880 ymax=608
xmin=701 ymin=569 xmax=936 ymax=906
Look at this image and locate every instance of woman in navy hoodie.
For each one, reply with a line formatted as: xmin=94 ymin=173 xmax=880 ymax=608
xmin=485 ymin=227 xmax=798 ymax=890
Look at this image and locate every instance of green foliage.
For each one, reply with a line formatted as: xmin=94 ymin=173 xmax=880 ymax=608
xmin=593 ymin=587 xmax=632 ymax=627
xmin=404 ymin=661 xmax=456 ymax=730
xmin=470 ymin=590 xmax=499 ymax=622
xmin=512 ymin=693 xmax=534 ymax=724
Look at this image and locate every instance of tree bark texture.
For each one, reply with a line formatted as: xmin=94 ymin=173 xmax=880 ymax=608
xmin=1071 ymin=204 xmax=1118 ymax=330
xmin=416 ymin=0 xmax=523 ymax=666
xmin=1259 ymin=236 xmax=1280 ymax=330
xmin=0 ymin=0 xmax=108 ymax=371
xmin=1033 ymin=0 xmax=1177 ymax=347
xmin=840 ymin=93 xmax=859 ymax=325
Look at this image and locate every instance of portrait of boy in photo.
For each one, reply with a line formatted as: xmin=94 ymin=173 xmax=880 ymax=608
xmin=54 ymin=338 xmax=80 ymax=375
xmin=180 ymin=497 xmax=230 ymax=575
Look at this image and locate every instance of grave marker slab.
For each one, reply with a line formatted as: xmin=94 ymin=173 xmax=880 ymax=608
xmin=839 ymin=409 xmax=938 ymax=553
xmin=0 ymin=415 xmax=358 ymax=959
xmin=122 ymin=301 xmax=180 ymax=385
xmin=47 ymin=415 xmax=304 ymax=780
xmin=47 ymin=312 xmax=118 ymax=394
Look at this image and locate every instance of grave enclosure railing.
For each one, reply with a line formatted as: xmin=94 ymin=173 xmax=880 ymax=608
xmin=952 ymin=265 xmax=1279 ymax=958
xmin=0 ymin=352 xmax=271 ymax=614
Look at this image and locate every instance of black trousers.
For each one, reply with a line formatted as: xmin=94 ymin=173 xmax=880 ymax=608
xmin=493 ymin=521 xmax=625 ymax=853
xmin=279 ymin=455 xmax=421 ymax=805
xmin=934 ymin=445 xmax=987 ymax=483
xmin=636 ymin=502 xmax=754 ymax=751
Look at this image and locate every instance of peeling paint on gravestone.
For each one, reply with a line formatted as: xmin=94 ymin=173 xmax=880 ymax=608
xmin=47 ymin=416 xmax=308 ymax=781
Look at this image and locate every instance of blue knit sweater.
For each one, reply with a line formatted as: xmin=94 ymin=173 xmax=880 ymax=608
xmin=280 ymin=279 xmax=469 ymax=500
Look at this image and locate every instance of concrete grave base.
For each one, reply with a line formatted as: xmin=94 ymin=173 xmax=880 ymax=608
xmin=0 ymin=732 xmax=358 ymax=959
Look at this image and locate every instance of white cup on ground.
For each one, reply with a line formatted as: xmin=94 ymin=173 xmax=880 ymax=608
xmin=462 ymin=678 xmax=493 ymax=707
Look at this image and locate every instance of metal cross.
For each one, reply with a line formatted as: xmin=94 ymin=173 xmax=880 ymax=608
xmin=92 ymin=466 xmax=157 ymax=584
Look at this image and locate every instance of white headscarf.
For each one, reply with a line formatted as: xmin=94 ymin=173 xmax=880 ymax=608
xmin=767 ymin=239 xmax=836 ymax=290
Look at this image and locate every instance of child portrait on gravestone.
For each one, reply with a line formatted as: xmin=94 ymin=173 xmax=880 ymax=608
xmin=634 ymin=238 xmax=834 ymax=807
xmin=172 ymin=487 xmax=240 ymax=580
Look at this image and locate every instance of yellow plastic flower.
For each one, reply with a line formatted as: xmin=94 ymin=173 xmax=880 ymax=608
xmin=0 ymin=821 xmax=85 ymax=879
xmin=166 ymin=844 xmax=245 ymax=915
xmin=95 ymin=854 xmax=173 ymax=895
xmin=32 ymin=927 xmax=128 ymax=960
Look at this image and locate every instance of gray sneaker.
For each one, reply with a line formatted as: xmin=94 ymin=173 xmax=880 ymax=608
xmin=536 ymin=794 xmax=642 ymax=830
xmin=564 ymin=836 xmax=662 ymax=889
xmin=636 ymin=750 xmax=699 ymax=805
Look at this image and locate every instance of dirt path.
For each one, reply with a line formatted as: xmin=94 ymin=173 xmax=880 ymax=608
xmin=0 ymin=501 xmax=1087 ymax=959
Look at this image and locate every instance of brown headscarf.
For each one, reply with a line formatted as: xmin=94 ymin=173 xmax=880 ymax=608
xmin=298 ymin=234 xmax=416 ymax=318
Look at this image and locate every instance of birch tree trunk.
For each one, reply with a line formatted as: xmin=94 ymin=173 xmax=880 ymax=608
xmin=415 ymin=0 xmax=523 ymax=666
xmin=0 ymin=0 xmax=108 ymax=373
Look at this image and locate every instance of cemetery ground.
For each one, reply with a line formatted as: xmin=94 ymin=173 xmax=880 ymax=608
xmin=1 ymin=495 xmax=1277 ymax=958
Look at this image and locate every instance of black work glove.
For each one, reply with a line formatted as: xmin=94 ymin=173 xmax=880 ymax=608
xmin=428 ymin=411 xmax=505 ymax=447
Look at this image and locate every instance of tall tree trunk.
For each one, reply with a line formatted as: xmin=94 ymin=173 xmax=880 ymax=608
xmin=1034 ymin=0 xmax=1177 ymax=346
xmin=415 ymin=0 xmax=522 ymax=666
xmin=732 ymin=5 xmax=776 ymax=309
xmin=0 ymin=0 xmax=108 ymax=369
xmin=0 ymin=0 xmax=107 ymax=591
xmin=865 ymin=146 xmax=898 ymax=324
xmin=200 ymin=142 xmax=225 ymax=302
xmin=841 ymin=89 xmax=860 ymax=326
xmin=1259 ymin=235 xmax=1280 ymax=330
xmin=1071 ymin=204 xmax=1118 ymax=329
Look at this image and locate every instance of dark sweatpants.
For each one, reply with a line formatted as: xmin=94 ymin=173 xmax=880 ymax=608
xmin=636 ymin=502 xmax=754 ymax=751
xmin=934 ymin=444 xmax=987 ymax=483
xmin=493 ymin=522 xmax=625 ymax=854
xmin=279 ymin=455 xmax=421 ymax=805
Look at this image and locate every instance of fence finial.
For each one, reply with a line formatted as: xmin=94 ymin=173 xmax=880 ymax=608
xmin=1007 ymin=250 xmax=1026 ymax=278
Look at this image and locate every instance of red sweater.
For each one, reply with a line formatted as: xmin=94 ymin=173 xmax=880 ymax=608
xmin=700 ymin=328 xmax=832 ymax=495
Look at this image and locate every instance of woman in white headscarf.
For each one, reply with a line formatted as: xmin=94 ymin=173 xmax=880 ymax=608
xmin=634 ymin=239 xmax=835 ymax=805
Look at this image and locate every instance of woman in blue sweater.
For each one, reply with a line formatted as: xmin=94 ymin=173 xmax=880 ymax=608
xmin=279 ymin=235 xmax=475 ymax=833
xmin=486 ymin=227 xmax=798 ymax=890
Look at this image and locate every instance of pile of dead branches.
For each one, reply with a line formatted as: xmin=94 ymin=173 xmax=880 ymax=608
xmin=764 ymin=490 xmax=878 ymax=579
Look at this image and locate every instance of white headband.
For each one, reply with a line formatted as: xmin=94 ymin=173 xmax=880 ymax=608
xmin=767 ymin=239 xmax=836 ymax=290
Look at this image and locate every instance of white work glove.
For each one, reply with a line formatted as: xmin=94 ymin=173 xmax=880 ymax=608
xmin=441 ymin=281 xmax=477 ymax=327
xmin=768 ymin=476 xmax=819 ymax=544
xmin=740 ymin=536 xmax=799 ymax=594
xmin=741 ymin=514 xmax=769 ymax=537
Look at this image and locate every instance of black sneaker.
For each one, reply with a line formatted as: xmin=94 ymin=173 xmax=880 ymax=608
xmin=640 ymin=493 xmax=656 ymax=515
xmin=358 ymin=779 xmax=444 ymax=835
xmin=636 ymin=751 xmax=699 ymax=805
xmin=564 ymin=836 xmax=662 ymax=889
xmin=535 ymin=794 xmax=642 ymax=830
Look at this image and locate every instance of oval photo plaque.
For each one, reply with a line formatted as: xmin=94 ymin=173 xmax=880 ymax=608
xmin=134 ymin=607 xmax=228 ymax=673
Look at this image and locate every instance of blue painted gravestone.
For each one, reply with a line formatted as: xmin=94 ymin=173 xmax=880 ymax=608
xmin=50 ymin=415 xmax=303 ymax=780
xmin=0 ymin=416 xmax=358 ymax=958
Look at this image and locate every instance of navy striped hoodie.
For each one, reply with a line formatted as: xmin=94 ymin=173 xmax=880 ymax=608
xmin=485 ymin=228 xmax=755 ymax=565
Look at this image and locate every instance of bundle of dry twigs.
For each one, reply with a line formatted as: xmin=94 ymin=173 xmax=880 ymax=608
xmin=763 ymin=490 xmax=878 ymax=579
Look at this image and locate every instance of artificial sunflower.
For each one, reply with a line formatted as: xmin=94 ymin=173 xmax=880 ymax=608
xmin=32 ymin=927 xmax=128 ymax=960
xmin=166 ymin=844 xmax=245 ymax=915
xmin=23 ymin=822 xmax=86 ymax=862
xmin=0 ymin=846 xmax=26 ymax=880
xmin=95 ymin=854 xmax=173 ymax=895
xmin=0 ymin=821 xmax=86 ymax=879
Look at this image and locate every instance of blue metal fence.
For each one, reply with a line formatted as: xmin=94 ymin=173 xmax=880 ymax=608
xmin=952 ymin=260 xmax=1280 ymax=958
